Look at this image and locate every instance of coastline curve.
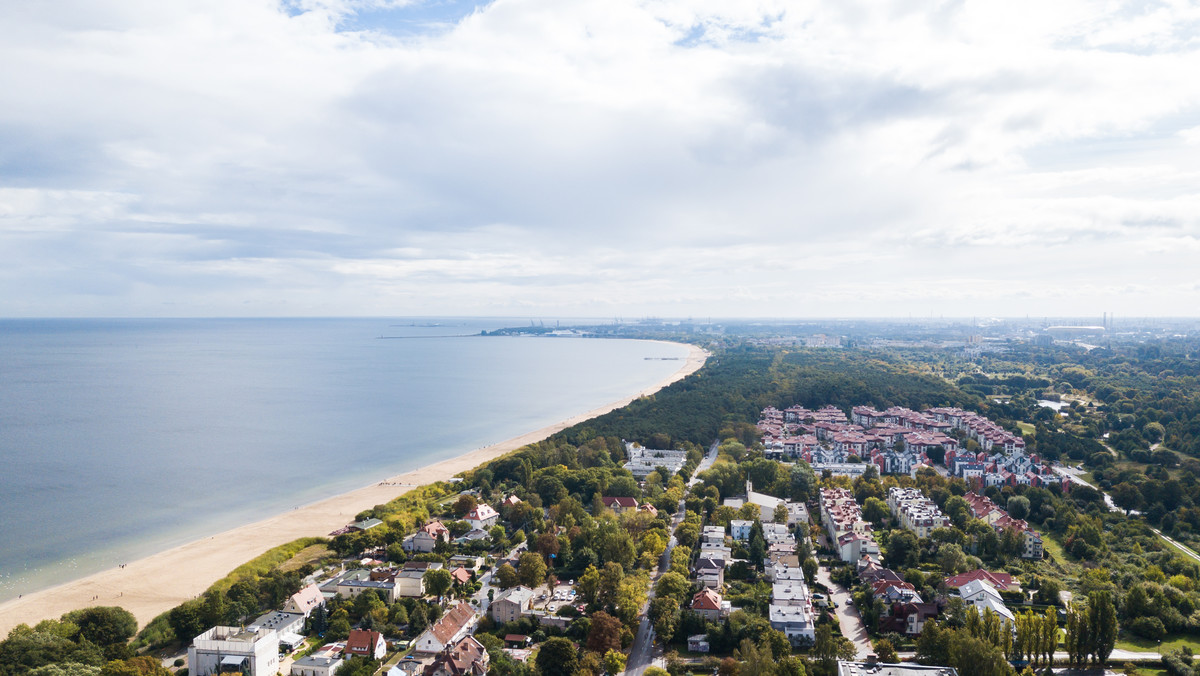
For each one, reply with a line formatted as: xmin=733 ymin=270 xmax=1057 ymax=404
xmin=0 ymin=340 xmax=708 ymax=634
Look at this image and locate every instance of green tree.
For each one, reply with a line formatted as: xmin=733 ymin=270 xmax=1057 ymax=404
xmin=862 ymin=498 xmax=889 ymax=528
xmin=424 ymin=568 xmax=453 ymax=599
xmin=603 ymin=650 xmax=627 ymax=675
xmin=1110 ymin=483 xmax=1144 ymax=516
xmin=496 ymin=563 xmax=519 ymax=590
xmin=937 ymin=543 xmax=968 ymax=576
xmin=61 ymin=607 xmax=137 ymax=652
xmin=802 ymin=558 xmax=818 ymax=585
xmin=536 ymin=637 xmax=579 ymax=676
xmin=99 ymin=657 xmax=171 ymax=676
xmin=649 ymin=597 xmax=681 ymax=643
xmin=518 ymin=552 xmax=547 ymax=588
xmin=774 ymin=504 xmax=789 ymax=524
xmin=1006 ymin=496 xmax=1030 ymax=521
xmin=874 ymin=638 xmax=899 ymax=664
xmin=578 ymin=565 xmax=601 ymax=605
xmin=1088 ymin=591 xmax=1117 ymax=665
xmin=654 ymin=572 xmax=691 ymax=603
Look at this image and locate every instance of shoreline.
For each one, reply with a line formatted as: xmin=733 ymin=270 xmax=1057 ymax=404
xmin=0 ymin=341 xmax=708 ymax=634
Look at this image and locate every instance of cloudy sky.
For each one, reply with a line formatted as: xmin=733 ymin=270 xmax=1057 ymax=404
xmin=2 ymin=0 xmax=1198 ymax=318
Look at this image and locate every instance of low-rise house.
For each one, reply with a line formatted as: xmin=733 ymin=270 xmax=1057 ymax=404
xmin=639 ymin=503 xmax=659 ymax=517
xmin=837 ymin=662 xmax=958 ymax=676
xmin=284 ymin=583 xmax=326 ymax=617
xmin=958 ymin=579 xmax=1014 ymax=623
xmin=694 ymin=557 xmax=725 ymax=589
xmin=943 ymin=569 xmax=1019 ymax=593
xmin=702 ymin=526 xmax=726 ymax=546
xmin=247 ymin=611 xmax=304 ymax=638
xmin=730 ymin=520 xmax=754 ymax=541
xmin=405 ymin=521 xmax=451 ymax=553
xmin=337 ymin=577 xmax=398 ymax=603
xmin=688 ymin=635 xmax=710 ymax=653
xmin=464 ymin=504 xmax=499 ymax=530
xmin=423 ymin=636 xmax=489 ymax=676
xmin=491 ymin=586 xmax=536 ymax=624
xmin=396 ymin=569 xmax=426 ymax=598
xmin=349 ymin=518 xmax=384 ymax=532
xmin=691 ymin=589 xmax=729 ymax=622
xmin=449 ymin=554 xmax=485 ymax=569
xmin=698 ymin=543 xmax=732 ymax=564
xmin=880 ymin=602 xmax=941 ymax=637
xmin=449 ymin=567 xmax=473 ymax=586
xmin=601 ymin=497 xmax=639 ymax=514
xmin=772 ymin=581 xmax=813 ymax=607
xmin=188 ymin=626 xmax=279 ymax=676
xmin=344 ymin=629 xmax=386 ymax=661
xmin=836 ymin=532 xmax=880 ymax=563
xmin=291 ymin=652 xmax=342 ymax=676
xmin=415 ymin=603 xmax=478 ymax=655
xmin=769 ymin=604 xmax=817 ymax=645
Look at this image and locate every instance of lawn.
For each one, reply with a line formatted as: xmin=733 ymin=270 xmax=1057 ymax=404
xmin=1039 ymin=534 xmax=1072 ymax=564
xmin=1116 ymin=632 xmax=1200 ymax=655
xmin=278 ymin=544 xmax=335 ymax=572
xmin=1016 ymin=422 xmax=1036 ymax=437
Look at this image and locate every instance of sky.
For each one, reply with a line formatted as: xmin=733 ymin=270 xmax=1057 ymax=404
xmin=1 ymin=0 xmax=1199 ymax=319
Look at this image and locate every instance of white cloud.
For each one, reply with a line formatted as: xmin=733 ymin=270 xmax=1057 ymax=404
xmin=0 ymin=0 xmax=1198 ymax=317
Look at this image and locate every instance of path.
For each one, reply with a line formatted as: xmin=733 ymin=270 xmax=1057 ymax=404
xmin=625 ymin=440 xmax=718 ymax=676
xmin=815 ymin=566 xmax=872 ymax=659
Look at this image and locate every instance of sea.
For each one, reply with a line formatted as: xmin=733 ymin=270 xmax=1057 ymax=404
xmin=0 ymin=318 xmax=691 ymax=601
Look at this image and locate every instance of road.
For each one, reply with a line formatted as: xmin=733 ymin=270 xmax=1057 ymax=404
xmin=473 ymin=541 xmax=528 ymax=617
xmin=815 ymin=566 xmax=872 ymax=659
xmin=625 ymin=441 xmax=719 ymax=676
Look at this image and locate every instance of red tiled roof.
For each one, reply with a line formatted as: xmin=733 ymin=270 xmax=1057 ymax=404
xmin=692 ymin=588 xmax=723 ymax=611
xmin=602 ymin=497 xmax=638 ymax=508
xmin=344 ymin=629 xmax=383 ymax=656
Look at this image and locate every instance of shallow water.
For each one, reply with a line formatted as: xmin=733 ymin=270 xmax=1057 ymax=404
xmin=0 ymin=318 xmax=689 ymax=600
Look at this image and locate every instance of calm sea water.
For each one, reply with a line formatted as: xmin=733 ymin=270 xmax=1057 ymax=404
xmin=0 ymin=318 xmax=690 ymax=600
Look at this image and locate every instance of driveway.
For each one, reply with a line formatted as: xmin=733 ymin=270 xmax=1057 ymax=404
xmin=815 ymin=565 xmax=872 ymax=659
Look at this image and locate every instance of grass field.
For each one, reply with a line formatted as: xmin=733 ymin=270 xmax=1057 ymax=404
xmin=278 ymin=543 xmax=335 ymax=572
xmin=1016 ymin=422 xmax=1036 ymax=436
xmin=1116 ymin=632 xmax=1200 ymax=655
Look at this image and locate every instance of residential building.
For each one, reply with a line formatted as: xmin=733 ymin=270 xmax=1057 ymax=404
xmin=405 ymin=521 xmax=451 ymax=553
xmin=291 ymin=653 xmax=343 ymax=676
xmin=463 ymin=504 xmax=499 ymax=530
xmin=423 ymin=636 xmax=490 ymax=676
xmin=601 ymin=497 xmax=639 ymax=514
xmin=336 ymin=578 xmax=398 ymax=603
xmin=284 ymin=583 xmax=326 ymax=617
xmin=943 ymin=569 xmax=1019 ymax=592
xmin=887 ymin=487 xmax=950 ymax=538
xmin=415 ymin=603 xmax=478 ymax=655
xmin=958 ymin=579 xmax=1015 ymax=623
xmin=344 ymin=629 xmax=386 ymax=660
xmin=730 ymin=520 xmax=753 ymax=541
xmin=188 ymin=626 xmax=279 ymax=676
xmin=622 ymin=442 xmax=689 ymax=478
xmin=688 ymin=635 xmax=710 ymax=653
xmin=837 ymin=662 xmax=958 ymax=676
xmin=491 ymin=586 xmax=536 ymax=624
xmin=691 ymin=589 xmax=729 ymax=622
xmin=769 ymin=604 xmax=817 ymax=645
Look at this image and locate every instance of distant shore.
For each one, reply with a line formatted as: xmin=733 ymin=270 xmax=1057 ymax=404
xmin=0 ymin=340 xmax=708 ymax=634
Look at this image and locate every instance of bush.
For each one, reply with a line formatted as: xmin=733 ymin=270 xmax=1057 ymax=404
xmin=174 ymin=658 xmax=185 ymax=667
xmin=1129 ymin=616 xmax=1167 ymax=640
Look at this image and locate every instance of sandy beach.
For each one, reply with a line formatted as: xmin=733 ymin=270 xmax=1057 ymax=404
xmin=0 ymin=341 xmax=707 ymax=635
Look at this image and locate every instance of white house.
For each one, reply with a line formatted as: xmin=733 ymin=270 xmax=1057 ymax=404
xmin=188 ymin=626 xmax=279 ymax=676
xmin=414 ymin=603 xmax=478 ymax=655
xmin=464 ymin=504 xmax=499 ymax=530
